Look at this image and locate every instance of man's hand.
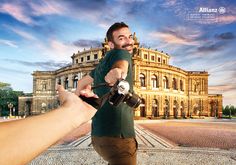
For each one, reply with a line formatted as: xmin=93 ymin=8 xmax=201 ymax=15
xmin=105 ymin=68 xmax=127 ymax=86
xmin=75 ymin=75 xmax=94 ymax=96
xmin=79 ymin=85 xmax=98 ymax=98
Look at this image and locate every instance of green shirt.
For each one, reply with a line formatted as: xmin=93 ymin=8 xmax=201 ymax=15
xmin=89 ymin=49 xmax=135 ymax=138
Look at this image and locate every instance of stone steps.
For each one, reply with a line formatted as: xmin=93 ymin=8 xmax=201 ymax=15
xmin=51 ymin=124 xmax=174 ymax=150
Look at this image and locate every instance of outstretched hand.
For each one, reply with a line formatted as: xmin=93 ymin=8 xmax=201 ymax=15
xmin=57 ymin=85 xmax=97 ymax=127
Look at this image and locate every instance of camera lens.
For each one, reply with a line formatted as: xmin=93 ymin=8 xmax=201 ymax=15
xmin=109 ymin=92 xmax=126 ymax=106
xmin=125 ymin=93 xmax=142 ymax=108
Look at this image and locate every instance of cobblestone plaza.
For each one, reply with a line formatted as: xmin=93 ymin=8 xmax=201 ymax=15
xmin=28 ymin=119 xmax=236 ymax=165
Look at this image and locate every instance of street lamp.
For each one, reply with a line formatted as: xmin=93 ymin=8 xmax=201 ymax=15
xmin=7 ymin=102 xmax=13 ymax=117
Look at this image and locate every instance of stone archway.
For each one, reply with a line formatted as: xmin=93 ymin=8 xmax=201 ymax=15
xmin=210 ymin=100 xmax=218 ymax=117
xmin=73 ymin=75 xmax=78 ymax=88
xmin=152 ymin=99 xmax=159 ymax=117
xmin=25 ymin=100 xmax=32 ymax=116
xmin=140 ymin=99 xmax=146 ymax=117
xmin=164 ymin=99 xmax=169 ymax=119
xmin=180 ymin=101 xmax=185 ymax=118
xmin=173 ymin=100 xmax=179 ymax=119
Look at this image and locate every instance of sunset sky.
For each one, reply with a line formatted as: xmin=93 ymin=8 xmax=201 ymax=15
xmin=0 ymin=0 xmax=235 ymax=106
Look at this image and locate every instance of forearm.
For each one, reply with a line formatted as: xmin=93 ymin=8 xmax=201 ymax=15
xmin=0 ymin=107 xmax=80 ymax=165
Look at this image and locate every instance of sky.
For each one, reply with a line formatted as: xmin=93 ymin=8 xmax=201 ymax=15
xmin=0 ymin=0 xmax=235 ymax=106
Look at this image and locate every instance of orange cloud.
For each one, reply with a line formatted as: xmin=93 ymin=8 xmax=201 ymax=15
xmin=218 ymin=15 xmax=236 ymax=24
xmin=209 ymin=85 xmax=236 ymax=93
xmin=149 ymin=31 xmax=199 ymax=46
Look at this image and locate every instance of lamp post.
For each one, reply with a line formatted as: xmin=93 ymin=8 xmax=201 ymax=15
xmin=7 ymin=102 xmax=13 ymax=117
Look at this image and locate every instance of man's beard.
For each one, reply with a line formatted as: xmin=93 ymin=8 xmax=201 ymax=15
xmin=113 ymin=43 xmax=133 ymax=53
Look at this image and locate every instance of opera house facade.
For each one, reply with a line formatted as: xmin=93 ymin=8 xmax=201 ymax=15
xmin=19 ymin=35 xmax=223 ymax=119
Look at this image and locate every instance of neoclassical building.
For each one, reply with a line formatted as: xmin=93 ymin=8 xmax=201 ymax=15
xmin=19 ymin=35 xmax=223 ymax=118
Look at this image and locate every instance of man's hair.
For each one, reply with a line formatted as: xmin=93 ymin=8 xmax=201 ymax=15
xmin=106 ymin=22 xmax=129 ymax=42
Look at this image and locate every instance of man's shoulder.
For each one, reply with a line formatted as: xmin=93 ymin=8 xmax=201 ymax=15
xmin=105 ymin=49 xmax=131 ymax=64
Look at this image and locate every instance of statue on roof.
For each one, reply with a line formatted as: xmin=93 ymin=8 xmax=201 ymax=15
xmin=133 ymin=32 xmax=138 ymax=43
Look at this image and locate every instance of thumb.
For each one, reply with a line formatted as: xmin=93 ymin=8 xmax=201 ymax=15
xmin=85 ymin=84 xmax=92 ymax=90
xmin=57 ymin=85 xmax=66 ymax=104
xmin=121 ymin=72 xmax=127 ymax=80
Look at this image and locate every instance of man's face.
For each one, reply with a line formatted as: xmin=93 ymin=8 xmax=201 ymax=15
xmin=110 ymin=27 xmax=134 ymax=54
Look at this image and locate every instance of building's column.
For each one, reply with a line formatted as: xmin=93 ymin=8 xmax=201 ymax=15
xmin=60 ymin=76 xmax=65 ymax=89
xmin=159 ymin=72 xmax=162 ymax=90
xmin=78 ymin=72 xmax=83 ymax=80
xmin=136 ymin=62 xmax=140 ymax=84
xmin=147 ymin=70 xmax=151 ymax=89
xmin=218 ymin=96 xmax=223 ymax=118
xmin=159 ymin=95 xmax=163 ymax=117
xmin=68 ymin=74 xmax=73 ymax=90
xmin=146 ymin=94 xmax=151 ymax=117
xmin=169 ymin=96 xmax=173 ymax=118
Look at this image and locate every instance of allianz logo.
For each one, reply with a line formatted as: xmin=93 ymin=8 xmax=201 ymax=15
xmin=199 ymin=7 xmax=226 ymax=14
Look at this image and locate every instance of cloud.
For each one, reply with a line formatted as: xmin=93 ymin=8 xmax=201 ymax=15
xmin=60 ymin=0 xmax=113 ymax=28
xmin=4 ymin=25 xmax=37 ymax=40
xmin=73 ymin=39 xmax=102 ymax=48
xmin=160 ymin=0 xmax=177 ymax=8
xmin=0 ymin=39 xmax=18 ymax=48
xmin=196 ymin=31 xmax=235 ymax=53
xmin=209 ymin=85 xmax=236 ymax=93
xmin=208 ymin=61 xmax=236 ymax=73
xmin=117 ymin=0 xmax=147 ymax=2
xmin=215 ymin=32 xmax=235 ymax=40
xmin=149 ymin=26 xmax=201 ymax=46
xmin=29 ymin=0 xmax=64 ymax=16
xmin=0 ymin=2 xmax=33 ymax=24
xmin=62 ymin=0 xmax=107 ymax=11
xmin=218 ymin=15 xmax=236 ymax=25
xmin=0 ymin=0 xmax=64 ymax=25
xmin=46 ymin=39 xmax=78 ymax=60
xmin=0 ymin=66 xmax=29 ymax=74
xmin=3 ymin=59 xmax=70 ymax=70
xmin=197 ymin=42 xmax=226 ymax=53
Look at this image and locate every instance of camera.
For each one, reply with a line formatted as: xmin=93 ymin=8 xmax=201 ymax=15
xmin=108 ymin=80 xmax=141 ymax=108
xmin=79 ymin=80 xmax=141 ymax=109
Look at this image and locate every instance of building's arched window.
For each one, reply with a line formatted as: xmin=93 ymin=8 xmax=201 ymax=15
xmin=173 ymin=100 xmax=178 ymax=118
xmin=172 ymin=78 xmax=177 ymax=90
xmin=41 ymin=81 xmax=47 ymax=91
xmin=139 ymin=74 xmax=146 ymax=87
xmin=64 ymin=77 xmax=69 ymax=89
xmin=58 ymin=78 xmax=61 ymax=85
xmin=151 ymin=75 xmax=158 ymax=88
xmin=194 ymin=84 xmax=197 ymax=92
xmin=140 ymin=99 xmax=146 ymax=117
xmin=164 ymin=99 xmax=169 ymax=118
xmin=163 ymin=76 xmax=169 ymax=89
xmin=180 ymin=80 xmax=184 ymax=91
xmin=73 ymin=75 xmax=78 ymax=88
xmin=180 ymin=101 xmax=185 ymax=117
xmin=152 ymin=99 xmax=159 ymax=117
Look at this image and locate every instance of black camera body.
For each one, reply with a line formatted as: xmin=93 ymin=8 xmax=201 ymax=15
xmin=108 ymin=80 xmax=141 ymax=108
xmin=79 ymin=80 xmax=141 ymax=109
